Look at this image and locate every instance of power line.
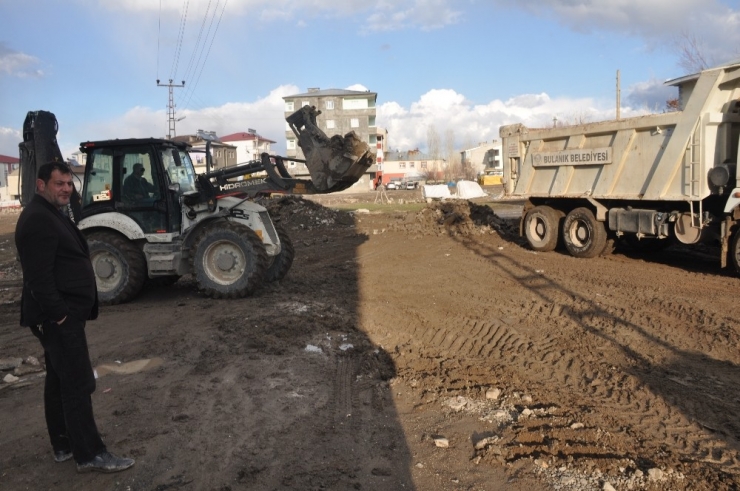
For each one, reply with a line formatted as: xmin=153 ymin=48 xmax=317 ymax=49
xmin=182 ymin=0 xmax=214 ymax=85
xmin=169 ymin=0 xmax=190 ymax=80
xmin=182 ymin=0 xmax=227 ymax=112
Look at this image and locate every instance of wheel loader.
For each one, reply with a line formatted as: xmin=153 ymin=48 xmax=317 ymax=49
xmin=18 ymin=107 xmax=374 ymax=304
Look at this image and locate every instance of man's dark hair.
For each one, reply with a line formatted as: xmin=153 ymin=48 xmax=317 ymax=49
xmin=37 ymin=161 xmax=72 ymax=183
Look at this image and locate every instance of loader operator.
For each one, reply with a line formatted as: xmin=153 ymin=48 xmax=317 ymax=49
xmin=123 ymin=163 xmax=156 ymax=201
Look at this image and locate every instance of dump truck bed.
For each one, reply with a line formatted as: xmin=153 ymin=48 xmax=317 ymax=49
xmin=501 ymin=62 xmax=740 ymax=203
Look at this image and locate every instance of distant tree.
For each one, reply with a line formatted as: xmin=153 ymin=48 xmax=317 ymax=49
xmin=427 ymin=124 xmax=440 ymax=162
xmin=665 ymin=98 xmax=680 ymax=112
xmin=673 ymin=31 xmax=711 ymax=74
xmin=443 ymin=129 xmax=458 ymax=181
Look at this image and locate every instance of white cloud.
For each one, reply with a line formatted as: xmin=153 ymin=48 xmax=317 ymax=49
xmin=378 ymin=86 xmax=654 ymax=152
xmin=495 ymin=0 xmax=740 ymax=65
xmin=0 ymin=44 xmax=43 ymax=78
xmin=1 ymin=81 xmax=669 ymax=162
xmin=346 ymin=84 xmax=369 ymax=91
xmin=104 ymin=0 xmax=461 ymax=31
xmin=625 ymin=78 xmax=676 ymax=112
xmin=62 ymin=85 xmax=299 ymax=157
xmin=0 ymin=127 xmax=22 ymax=158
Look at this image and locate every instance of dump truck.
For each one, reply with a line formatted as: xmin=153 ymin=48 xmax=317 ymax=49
xmin=19 ymin=107 xmax=374 ymax=304
xmin=499 ymin=61 xmax=740 ymax=273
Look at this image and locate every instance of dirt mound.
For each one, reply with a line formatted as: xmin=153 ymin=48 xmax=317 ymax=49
xmin=263 ymin=196 xmax=356 ymax=231
xmin=390 ymin=200 xmax=520 ymax=239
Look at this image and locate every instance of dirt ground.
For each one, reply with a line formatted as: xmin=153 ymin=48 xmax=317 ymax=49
xmin=1 ymin=188 xmax=740 ymax=491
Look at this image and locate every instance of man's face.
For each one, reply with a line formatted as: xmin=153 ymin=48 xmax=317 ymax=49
xmin=37 ymin=170 xmax=73 ymax=208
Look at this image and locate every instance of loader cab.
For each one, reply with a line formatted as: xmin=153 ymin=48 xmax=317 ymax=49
xmin=80 ymin=138 xmax=195 ymax=235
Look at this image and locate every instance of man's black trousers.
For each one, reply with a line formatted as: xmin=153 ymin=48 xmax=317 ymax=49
xmin=32 ymin=317 xmax=107 ymax=463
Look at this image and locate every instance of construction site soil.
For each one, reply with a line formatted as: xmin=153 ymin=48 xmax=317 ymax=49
xmin=1 ymin=189 xmax=740 ymax=491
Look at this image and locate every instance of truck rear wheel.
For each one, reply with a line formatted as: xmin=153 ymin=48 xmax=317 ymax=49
xmin=265 ymin=224 xmax=294 ymax=282
xmin=191 ymin=220 xmax=268 ymax=299
xmin=562 ymin=207 xmax=607 ymax=259
xmin=87 ymin=231 xmax=147 ymax=305
xmin=523 ymin=206 xmax=562 ymax=252
xmin=731 ymin=230 xmax=740 ymax=274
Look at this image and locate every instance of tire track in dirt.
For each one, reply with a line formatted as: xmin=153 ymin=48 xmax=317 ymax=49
xmin=389 ymin=301 xmax=740 ymax=475
xmin=451 ymin=233 xmax=740 ymax=471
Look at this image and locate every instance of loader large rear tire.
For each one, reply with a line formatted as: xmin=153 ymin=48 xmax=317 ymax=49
xmin=265 ymin=224 xmax=294 ymax=282
xmin=87 ymin=231 xmax=147 ymax=305
xmin=562 ymin=207 xmax=607 ymax=259
xmin=191 ymin=220 xmax=268 ymax=298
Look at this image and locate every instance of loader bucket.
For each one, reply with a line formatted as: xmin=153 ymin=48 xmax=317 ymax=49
xmin=287 ymin=106 xmax=375 ymax=193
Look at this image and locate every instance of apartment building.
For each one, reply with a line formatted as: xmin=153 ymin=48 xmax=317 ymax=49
xmin=172 ymin=132 xmax=237 ymax=174
xmin=220 ymin=130 xmax=276 ymax=165
xmin=283 ymin=88 xmax=378 ymax=177
xmin=382 ymin=150 xmax=446 ymax=184
xmin=460 ymin=140 xmax=502 ymax=176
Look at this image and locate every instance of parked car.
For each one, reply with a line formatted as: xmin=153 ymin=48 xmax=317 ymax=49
xmin=405 ymin=182 xmax=416 ymax=190
xmin=386 ymin=181 xmax=398 ymax=190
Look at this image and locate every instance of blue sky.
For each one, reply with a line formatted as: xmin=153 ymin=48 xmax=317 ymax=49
xmin=1 ymin=0 xmax=739 ymax=159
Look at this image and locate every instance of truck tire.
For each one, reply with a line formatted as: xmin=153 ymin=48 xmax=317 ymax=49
xmin=191 ymin=220 xmax=268 ymax=299
xmin=265 ymin=224 xmax=294 ymax=282
xmin=523 ymin=206 xmax=561 ymax=252
xmin=731 ymin=230 xmax=740 ymax=274
xmin=562 ymin=207 xmax=607 ymax=259
xmin=87 ymin=231 xmax=147 ymax=305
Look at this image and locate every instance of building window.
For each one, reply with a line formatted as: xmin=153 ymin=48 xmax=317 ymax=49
xmin=326 ymin=120 xmax=335 ymax=129
xmin=410 ymin=162 xmax=415 ymax=168
xmin=421 ymin=162 xmax=427 ymax=169
xmin=350 ymin=118 xmax=359 ymax=128
xmin=399 ymin=162 xmax=406 ymax=169
xmin=302 ymin=100 xmax=310 ymax=107
xmin=326 ymin=100 xmax=334 ymax=110
xmin=287 ymin=140 xmax=296 ymax=150
xmin=285 ymin=101 xmax=294 ymax=111
xmin=369 ymin=135 xmax=377 ymax=144
xmin=368 ymin=115 xmax=376 ymax=127
xmin=343 ymin=98 xmax=369 ymax=110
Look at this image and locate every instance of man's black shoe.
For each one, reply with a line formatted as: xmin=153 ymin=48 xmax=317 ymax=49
xmin=53 ymin=450 xmax=73 ymax=463
xmin=76 ymin=451 xmax=135 ymax=473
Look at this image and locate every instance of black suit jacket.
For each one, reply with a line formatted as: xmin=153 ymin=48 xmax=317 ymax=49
xmin=15 ymin=194 xmax=99 ymax=326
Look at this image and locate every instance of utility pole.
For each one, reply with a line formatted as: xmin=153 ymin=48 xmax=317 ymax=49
xmin=616 ymin=70 xmax=621 ymax=120
xmin=157 ymin=79 xmax=185 ymax=139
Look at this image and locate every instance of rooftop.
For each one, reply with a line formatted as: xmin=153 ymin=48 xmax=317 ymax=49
xmin=220 ymin=132 xmax=276 ymax=144
xmin=284 ymin=88 xmax=377 ymax=99
xmin=0 ymin=154 xmax=19 ymax=165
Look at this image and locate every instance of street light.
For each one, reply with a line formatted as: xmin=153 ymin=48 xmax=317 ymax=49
xmin=174 ymin=116 xmax=186 ymax=137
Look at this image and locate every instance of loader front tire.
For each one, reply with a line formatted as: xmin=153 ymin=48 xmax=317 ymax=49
xmin=265 ymin=224 xmax=294 ymax=282
xmin=87 ymin=231 xmax=147 ymax=305
xmin=523 ymin=206 xmax=562 ymax=252
xmin=191 ymin=220 xmax=268 ymax=299
xmin=562 ymin=207 xmax=607 ymax=259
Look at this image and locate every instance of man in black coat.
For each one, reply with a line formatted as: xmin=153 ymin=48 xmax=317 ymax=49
xmin=15 ymin=161 xmax=135 ymax=473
